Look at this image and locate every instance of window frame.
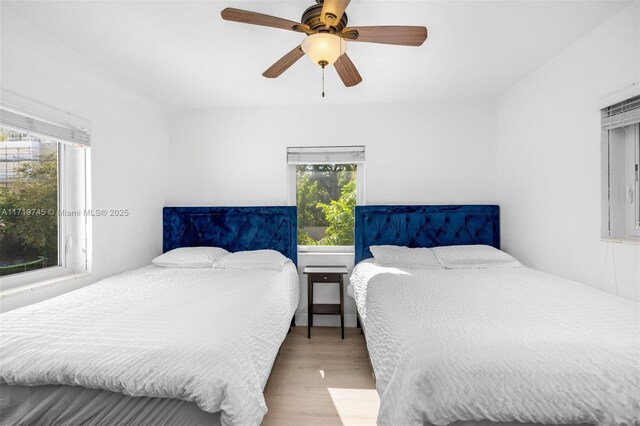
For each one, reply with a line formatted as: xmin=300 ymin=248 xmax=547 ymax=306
xmin=628 ymin=124 xmax=640 ymax=236
xmin=600 ymin=86 xmax=640 ymax=244
xmin=288 ymin=161 xmax=365 ymax=253
xmin=0 ymin=93 xmax=91 ymax=295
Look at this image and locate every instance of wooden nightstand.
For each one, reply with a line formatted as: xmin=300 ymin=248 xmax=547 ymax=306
xmin=304 ymin=265 xmax=349 ymax=339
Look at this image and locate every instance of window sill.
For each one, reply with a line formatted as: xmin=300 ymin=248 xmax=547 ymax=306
xmin=0 ymin=272 xmax=91 ymax=299
xmin=298 ymin=251 xmax=355 ymax=257
xmin=601 ymin=237 xmax=640 ymax=245
xmin=298 ymin=246 xmax=354 ymax=256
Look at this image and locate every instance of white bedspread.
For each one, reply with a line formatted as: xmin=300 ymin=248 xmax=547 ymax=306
xmin=0 ymin=263 xmax=299 ymax=426
xmin=349 ymin=262 xmax=640 ymax=426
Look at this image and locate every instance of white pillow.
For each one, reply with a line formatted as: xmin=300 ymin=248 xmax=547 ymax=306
xmin=152 ymin=247 xmax=229 ymax=268
xmin=431 ymin=245 xmax=522 ymax=269
xmin=215 ymin=249 xmax=291 ymax=271
xmin=369 ymin=245 xmax=443 ymax=269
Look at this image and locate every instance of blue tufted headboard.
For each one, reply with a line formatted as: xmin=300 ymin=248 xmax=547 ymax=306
xmin=355 ymin=205 xmax=500 ymax=264
xmin=163 ymin=206 xmax=297 ymax=265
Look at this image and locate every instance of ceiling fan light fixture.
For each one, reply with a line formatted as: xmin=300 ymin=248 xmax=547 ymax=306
xmin=301 ymin=33 xmax=346 ymax=66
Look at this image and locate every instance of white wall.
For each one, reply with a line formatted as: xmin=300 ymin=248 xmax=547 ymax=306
xmin=0 ymin=10 xmax=170 ymax=311
xmin=168 ymin=101 xmax=498 ymax=206
xmin=497 ymin=2 xmax=640 ymax=301
xmin=168 ymin=101 xmax=499 ymax=324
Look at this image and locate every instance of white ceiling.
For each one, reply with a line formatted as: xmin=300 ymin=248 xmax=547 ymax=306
xmin=1 ymin=0 xmax=632 ymax=111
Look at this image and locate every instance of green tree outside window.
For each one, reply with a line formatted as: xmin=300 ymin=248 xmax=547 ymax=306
xmin=0 ymin=130 xmax=58 ymax=276
xmin=296 ymin=164 xmax=356 ymax=246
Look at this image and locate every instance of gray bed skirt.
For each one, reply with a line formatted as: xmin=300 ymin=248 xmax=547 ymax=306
xmin=0 ymin=384 xmax=221 ymax=426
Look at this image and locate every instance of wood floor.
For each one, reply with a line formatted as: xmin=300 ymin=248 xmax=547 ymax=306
xmin=262 ymin=327 xmax=379 ymax=426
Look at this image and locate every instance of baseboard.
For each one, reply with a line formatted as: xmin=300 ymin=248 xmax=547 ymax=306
xmin=294 ymin=314 xmax=358 ymax=328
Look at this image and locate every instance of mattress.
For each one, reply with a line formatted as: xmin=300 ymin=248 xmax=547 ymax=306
xmin=0 ymin=263 xmax=299 ymax=426
xmin=349 ymin=261 xmax=640 ymax=426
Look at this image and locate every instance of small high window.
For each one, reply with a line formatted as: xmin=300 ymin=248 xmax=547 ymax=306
xmin=287 ymin=146 xmax=365 ymax=250
xmin=601 ymin=94 xmax=640 ymax=242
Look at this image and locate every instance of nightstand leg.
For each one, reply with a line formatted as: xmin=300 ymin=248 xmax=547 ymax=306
xmin=339 ymin=275 xmax=344 ymax=340
xmin=308 ymin=280 xmax=313 ymax=339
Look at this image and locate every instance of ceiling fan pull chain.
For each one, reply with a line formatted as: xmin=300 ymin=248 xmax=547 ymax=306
xmin=322 ymin=64 xmax=325 ymax=98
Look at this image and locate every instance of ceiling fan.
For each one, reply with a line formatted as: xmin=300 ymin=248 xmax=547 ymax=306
xmin=220 ymin=0 xmax=428 ymax=92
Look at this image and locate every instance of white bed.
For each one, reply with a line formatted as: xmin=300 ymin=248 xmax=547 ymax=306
xmin=349 ymin=259 xmax=640 ymax=426
xmin=0 ymin=262 xmax=299 ymax=426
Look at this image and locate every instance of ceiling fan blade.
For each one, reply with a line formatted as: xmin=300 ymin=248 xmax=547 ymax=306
xmin=344 ymin=26 xmax=428 ymax=46
xmin=221 ymin=8 xmax=303 ymax=32
xmin=263 ymin=46 xmax=305 ymax=78
xmin=334 ymin=54 xmax=362 ymax=87
xmin=321 ymin=0 xmax=351 ymax=28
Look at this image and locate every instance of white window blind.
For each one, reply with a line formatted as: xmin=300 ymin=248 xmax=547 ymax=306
xmin=0 ymin=106 xmax=90 ymax=147
xmin=602 ymin=95 xmax=640 ymax=130
xmin=287 ymin=146 xmax=365 ymax=165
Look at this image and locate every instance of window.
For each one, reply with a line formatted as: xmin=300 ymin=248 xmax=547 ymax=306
xmin=0 ymin=94 xmax=90 ymax=293
xmin=288 ymin=146 xmax=365 ymax=249
xmin=601 ymin=94 xmax=640 ymax=242
xmin=0 ymin=130 xmax=60 ymax=276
